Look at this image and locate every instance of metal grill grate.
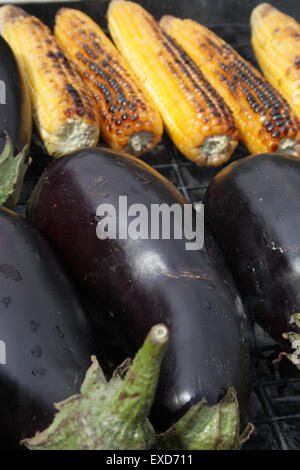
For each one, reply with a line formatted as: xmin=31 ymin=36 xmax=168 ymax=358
xmin=14 ymin=0 xmax=300 ymax=450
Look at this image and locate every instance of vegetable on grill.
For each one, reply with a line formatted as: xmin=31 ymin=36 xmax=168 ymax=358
xmin=204 ymin=153 xmax=300 ymax=369
xmin=0 ymin=4 xmax=100 ymax=157
xmin=160 ymin=15 xmax=300 ymax=157
xmin=27 ymin=146 xmax=252 ymax=435
xmin=0 ymin=206 xmax=251 ymax=451
xmin=251 ymin=3 xmax=300 ymax=122
xmin=54 ymin=7 xmax=163 ymax=157
xmin=107 ymin=0 xmax=238 ymax=166
xmin=22 ymin=324 xmax=252 ymax=450
xmin=0 ymin=206 xmax=101 ymax=450
xmin=0 ymin=35 xmax=31 ymax=207
xmin=21 ymin=325 xmax=170 ymax=450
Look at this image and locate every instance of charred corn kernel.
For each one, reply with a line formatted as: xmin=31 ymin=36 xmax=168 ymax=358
xmin=54 ymin=8 xmax=163 ymax=157
xmin=160 ymin=15 xmax=300 ymax=157
xmin=0 ymin=4 xmax=100 ymax=157
xmin=108 ymin=1 xmax=238 ymax=167
xmin=251 ymin=3 xmax=300 ymax=121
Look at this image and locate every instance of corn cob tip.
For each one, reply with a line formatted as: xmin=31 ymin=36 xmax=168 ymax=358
xmin=127 ymin=132 xmax=156 ymax=156
xmin=198 ymin=135 xmax=237 ymax=167
xmin=109 ymin=0 xmax=123 ymax=6
xmin=107 ymin=0 xmax=126 ymax=17
xmin=251 ymin=2 xmax=273 ymax=15
xmin=250 ymin=3 xmax=273 ymax=31
xmin=159 ymin=15 xmax=176 ymax=34
xmin=55 ymin=7 xmax=70 ymax=19
xmin=0 ymin=4 xmax=28 ymax=31
xmin=278 ymin=138 xmax=300 ymax=157
xmin=107 ymin=0 xmax=140 ymax=16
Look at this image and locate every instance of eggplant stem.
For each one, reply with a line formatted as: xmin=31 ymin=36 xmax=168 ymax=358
xmin=21 ymin=324 xmax=169 ymax=450
xmin=20 ymin=324 xmax=253 ymax=450
xmin=110 ymin=323 xmax=169 ymax=423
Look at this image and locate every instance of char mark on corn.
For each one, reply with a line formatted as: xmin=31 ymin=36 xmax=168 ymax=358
xmin=160 ymin=15 xmax=300 ymax=156
xmin=0 ymin=4 xmax=100 ymax=157
xmin=107 ymin=0 xmax=238 ymax=166
xmin=251 ymin=3 xmax=300 ymax=125
xmin=54 ymin=8 xmax=163 ymax=156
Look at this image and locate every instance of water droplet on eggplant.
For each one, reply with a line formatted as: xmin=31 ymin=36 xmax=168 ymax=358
xmin=1 ymin=297 xmax=12 ymax=307
xmin=31 ymin=344 xmax=42 ymax=358
xmin=199 ymin=299 xmax=211 ymax=309
xmin=32 ymin=367 xmax=46 ymax=377
xmin=30 ymin=320 xmax=40 ymax=332
xmin=55 ymin=326 xmax=65 ymax=338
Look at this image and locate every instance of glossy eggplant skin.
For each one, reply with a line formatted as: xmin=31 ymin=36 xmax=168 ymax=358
xmin=27 ymin=147 xmax=251 ymax=432
xmin=0 ymin=36 xmax=31 ymax=154
xmin=0 ymin=207 xmax=99 ymax=450
xmin=204 ymin=153 xmax=300 ymax=353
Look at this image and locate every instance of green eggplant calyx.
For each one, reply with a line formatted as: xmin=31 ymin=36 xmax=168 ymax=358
xmin=156 ymin=385 xmax=254 ymax=450
xmin=0 ymin=132 xmax=31 ymax=207
xmin=21 ymin=324 xmax=253 ymax=451
xmin=21 ymin=324 xmax=169 ymax=451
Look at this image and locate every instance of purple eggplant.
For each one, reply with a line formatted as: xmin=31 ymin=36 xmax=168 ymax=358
xmin=0 ymin=207 xmax=100 ymax=449
xmin=204 ymin=153 xmax=300 ymax=368
xmin=27 ymin=147 xmax=252 ymax=432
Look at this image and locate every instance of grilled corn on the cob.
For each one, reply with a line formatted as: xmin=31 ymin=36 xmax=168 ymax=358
xmin=0 ymin=4 xmax=100 ymax=157
xmin=54 ymin=8 xmax=163 ymax=156
xmin=251 ymin=3 xmax=300 ymax=121
xmin=107 ymin=0 xmax=238 ymax=166
xmin=160 ymin=15 xmax=300 ymax=157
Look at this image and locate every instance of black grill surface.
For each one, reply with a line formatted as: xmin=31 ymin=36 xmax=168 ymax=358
xmin=12 ymin=0 xmax=300 ymax=450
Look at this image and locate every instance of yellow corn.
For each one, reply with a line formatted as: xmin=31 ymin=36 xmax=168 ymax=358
xmin=108 ymin=0 xmax=238 ymax=166
xmin=0 ymin=4 xmax=100 ymax=157
xmin=160 ymin=14 xmax=300 ymax=157
xmin=251 ymin=3 xmax=300 ymax=121
xmin=54 ymin=8 xmax=163 ymax=156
